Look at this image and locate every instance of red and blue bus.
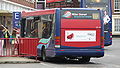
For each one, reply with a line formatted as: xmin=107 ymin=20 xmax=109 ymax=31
xmin=81 ymin=0 xmax=112 ymax=46
xmin=46 ymin=0 xmax=112 ymax=46
xmin=21 ymin=8 xmax=104 ymax=62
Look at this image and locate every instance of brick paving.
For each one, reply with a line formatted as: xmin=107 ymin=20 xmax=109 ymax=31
xmin=0 ymin=57 xmax=40 ymax=63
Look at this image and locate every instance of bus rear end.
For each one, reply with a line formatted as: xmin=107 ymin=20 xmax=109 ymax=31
xmin=55 ymin=8 xmax=104 ymax=62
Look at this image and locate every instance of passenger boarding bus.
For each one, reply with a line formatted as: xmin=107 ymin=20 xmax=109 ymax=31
xmin=81 ymin=0 xmax=112 ymax=46
xmin=21 ymin=8 xmax=104 ymax=63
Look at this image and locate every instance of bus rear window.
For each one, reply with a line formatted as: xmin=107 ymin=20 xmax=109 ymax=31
xmin=85 ymin=0 xmax=108 ymax=3
xmin=85 ymin=0 xmax=109 ymax=14
xmin=61 ymin=10 xmax=100 ymax=20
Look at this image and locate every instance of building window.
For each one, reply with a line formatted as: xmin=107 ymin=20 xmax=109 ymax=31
xmin=114 ymin=0 xmax=120 ymax=13
xmin=112 ymin=15 xmax=120 ymax=35
xmin=66 ymin=0 xmax=72 ymax=2
xmin=66 ymin=0 xmax=81 ymax=2
xmin=114 ymin=18 xmax=120 ymax=32
xmin=38 ymin=0 xmax=45 ymax=1
xmin=25 ymin=0 xmax=34 ymax=3
xmin=37 ymin=2 xmax=45 ymax=9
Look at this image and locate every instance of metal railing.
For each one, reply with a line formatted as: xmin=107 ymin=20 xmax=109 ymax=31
xmin=0 ymin=38 xmax=39 ymax=57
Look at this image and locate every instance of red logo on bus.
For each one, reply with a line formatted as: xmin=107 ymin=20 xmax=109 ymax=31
xmin=67 ymin=33 xmax=74 ymax=39
xmin=62 ymin=11 xmax=72 ymax=18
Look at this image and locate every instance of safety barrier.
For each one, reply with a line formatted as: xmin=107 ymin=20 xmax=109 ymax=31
xmin=0 ymin=38 xmax=39 ymax=57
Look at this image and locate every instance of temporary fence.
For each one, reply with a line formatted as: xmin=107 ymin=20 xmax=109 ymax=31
xmin=0 ymin=38 xmax=39 ymax=58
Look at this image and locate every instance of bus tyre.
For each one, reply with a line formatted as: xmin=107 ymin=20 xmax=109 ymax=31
xmin=79 ymin=57 xmax=91 ymax=63
xmin=42 ymin=47 xmax=47 ymax=62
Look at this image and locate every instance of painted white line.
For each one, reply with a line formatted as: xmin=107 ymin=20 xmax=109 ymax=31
xmin=66 ymin=67 xmax=107 ymax=68
xmin=41 ymin=62 xmax=61 ymax=68
xmin=109 ymin=64 xmax=120 ymax=68
xmin=41 ymin=63 xmax=54 ymax=68
xmin=66 ymin=67 xmax=88 ymax=68
xmin=104 ymin=54 xmax=117 ymax=57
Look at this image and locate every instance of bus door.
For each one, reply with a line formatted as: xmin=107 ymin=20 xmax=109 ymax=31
xmin=60 ymin=9 xmax=102 ymax=49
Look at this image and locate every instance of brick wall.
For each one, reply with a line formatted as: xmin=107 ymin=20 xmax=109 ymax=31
xmin=8 ymin=0 xmax=35 ymax=8
xmin=112 ymin=0 xmax=114 ymax=15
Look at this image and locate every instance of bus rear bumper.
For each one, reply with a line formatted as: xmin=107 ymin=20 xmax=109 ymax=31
xmin=55 ymin=49 xmax=104 ymax=57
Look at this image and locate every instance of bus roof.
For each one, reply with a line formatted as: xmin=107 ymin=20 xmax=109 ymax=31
xmin=22 ymin=8 xmax=100 ymax=17
xmin=22 ymin=9 xmax=55 ymax=17
xmin=58 ymin=8 xmax=100 ymax=11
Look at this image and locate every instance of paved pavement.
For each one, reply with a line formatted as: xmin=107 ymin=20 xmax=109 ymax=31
xmin=0 ymin=38 xmax=120 ymax=68
xmin=0 ymin=57 xmax=40 ymax=63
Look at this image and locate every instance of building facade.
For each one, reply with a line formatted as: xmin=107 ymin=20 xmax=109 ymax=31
xmin=46 ymin=0 xmax=80 ymax=8
xmin=46 ymin=0 xmax=120 ymax=35
xmin=0 ymin=0 xmax=36 ymax=12
xmin=35 ymin=0 xmax=80 ymax=9
xmin=0 ymin=0 xmax=36 ymax=34
xmin=112 ymin=0 xmax=120 ymax=35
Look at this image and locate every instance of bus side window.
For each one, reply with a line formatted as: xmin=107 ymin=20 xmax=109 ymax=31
xmin=26 ymin=19 xmax=34 ymax=38
xmin=38 ymin=16 xmax=43 ymax=38
xmin=42 ymin=22 xmax=48 ymax=38
xmin=41 ymin=14 xmax=53 ymax=39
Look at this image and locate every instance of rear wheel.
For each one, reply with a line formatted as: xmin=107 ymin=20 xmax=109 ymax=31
xmin=78 ymin=57 xmax=91 ymax=63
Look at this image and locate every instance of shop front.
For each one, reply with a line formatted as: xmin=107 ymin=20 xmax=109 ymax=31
xmin=0 ymin=10 xmax=13 ymax=34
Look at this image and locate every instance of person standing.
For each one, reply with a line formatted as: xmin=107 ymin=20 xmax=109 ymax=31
xmin=3 ymin=27 xmax=10 ymax=38
xmin=0 ymin=25 xmax=5 ymax=55
xmin=10 ymin=28 xmax=17 ymax=55
xmin=103 ymin=11 xmax=110 ymax=31
xmin=12 ymin=28 xmax=17 ymax=38
xmin=0 ymin=26 xmax=4 ymax=38
xmin=2 ymin=27 xmax=10 ymax=48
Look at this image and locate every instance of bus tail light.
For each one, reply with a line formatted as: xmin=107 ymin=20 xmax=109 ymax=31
xmin=55 ymin=39 xmax=60 ymax=45
xmin=55 ymin=45 xmax=60 ymax=48
xmin=110 ymin=32 xmax=112 ymax=40
xmin=101 ymin=37 xmax=104 ymax=48
xmin=55 ymin=36 xmax=60 ymax=48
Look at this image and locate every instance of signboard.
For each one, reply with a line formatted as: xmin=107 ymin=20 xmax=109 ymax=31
xmin=46 ymin=0 xmax=64 ymax=3
xmin=65 ymin=30 xmax=96 ymax=42
xmin=61 ymin=10 xmax=100 ymax=19
xmin=13 ymin=12 xmax=21 ymax=28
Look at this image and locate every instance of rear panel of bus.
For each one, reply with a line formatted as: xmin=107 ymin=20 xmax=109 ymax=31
xmin=55 ymin=8 xmax=104 ymax=57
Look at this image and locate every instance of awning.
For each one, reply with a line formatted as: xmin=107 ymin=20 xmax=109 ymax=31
xmin=0 ymin=10 xmax=12 ymax=16
xmin=46 ymin=0 xmax=64 ymax=3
